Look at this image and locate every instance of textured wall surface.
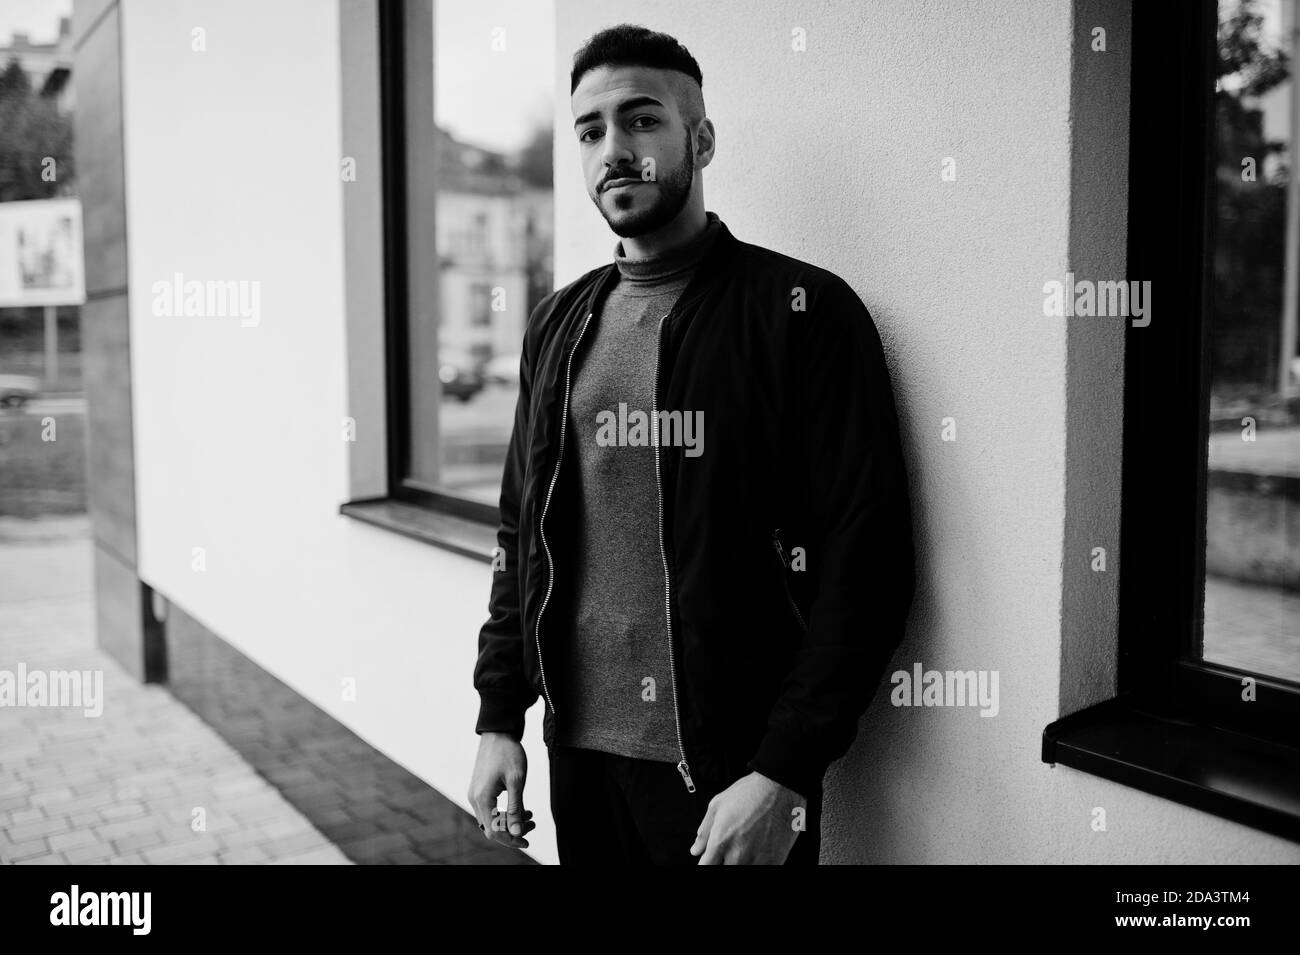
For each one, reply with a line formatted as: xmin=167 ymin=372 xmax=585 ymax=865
xmin=1060 ymin=0 xmax=1128 ymax=720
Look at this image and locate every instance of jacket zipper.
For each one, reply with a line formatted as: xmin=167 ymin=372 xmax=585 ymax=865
xmin=771 ymin=528 xmax=809 ymax=636
xmin=533 ymin=310 xmax=595 ymax=718
xmin=654 ymin=311 xmax=696 ymax=793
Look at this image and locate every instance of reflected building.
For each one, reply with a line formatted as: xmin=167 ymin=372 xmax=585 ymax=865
xmin=0 ymin=15 xmax=74 ymax=114
xmin=434 ymin=125 xmax=553 ymax=370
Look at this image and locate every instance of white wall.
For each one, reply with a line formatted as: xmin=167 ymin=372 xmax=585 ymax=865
xmin=119 ymin=0 xmax=559 ymax=864
xmin=117 ymin=0 xmax=1300 ymax=865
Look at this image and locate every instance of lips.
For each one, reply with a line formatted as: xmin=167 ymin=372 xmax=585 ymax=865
xmin=604 ymin=178 xmax=643 ymax=191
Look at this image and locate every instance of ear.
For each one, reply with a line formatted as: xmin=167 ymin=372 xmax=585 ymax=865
xmin=696 ymin=118 xmax=717 ymax=169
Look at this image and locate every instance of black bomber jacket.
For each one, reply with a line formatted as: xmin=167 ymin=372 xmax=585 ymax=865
xmin=472 ymin=214 xmax=917 ymax=801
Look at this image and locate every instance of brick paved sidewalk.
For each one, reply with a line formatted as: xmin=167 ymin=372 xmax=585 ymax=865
xmin=0 ymin=517 xmax=350 ymax=865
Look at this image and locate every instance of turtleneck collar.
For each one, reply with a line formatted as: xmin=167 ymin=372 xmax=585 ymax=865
xmin=613 ymin=211 xmax=723 ymax=286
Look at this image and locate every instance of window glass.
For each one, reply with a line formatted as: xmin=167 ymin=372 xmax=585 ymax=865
xmin=1202 ymin=0 xmax=1299 ymax=684
xmin=406 ymin=0 xmax=554 ymax=504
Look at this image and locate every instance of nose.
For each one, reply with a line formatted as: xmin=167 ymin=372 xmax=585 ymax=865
xmin=599 ymin=127 xmax=634 ymax=182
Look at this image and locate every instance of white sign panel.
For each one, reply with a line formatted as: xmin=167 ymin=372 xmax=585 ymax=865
xmin=0 ymin=197 xmax=87 ymax=307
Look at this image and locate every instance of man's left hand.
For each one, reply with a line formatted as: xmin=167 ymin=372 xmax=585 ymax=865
xmin=689 ymin=771 xmax=806 ymax=864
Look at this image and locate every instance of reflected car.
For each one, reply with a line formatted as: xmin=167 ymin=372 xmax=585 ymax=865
xmin=0 ymin=374 xmax=40 ymax=409
xmin=484 ymin=353 xmax=521 ymax=386
xmin=439 ymin=354 xmax=484 ymax=402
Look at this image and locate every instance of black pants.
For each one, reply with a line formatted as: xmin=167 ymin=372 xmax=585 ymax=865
xmin=548 ymin=745 xmax=821 ymax=865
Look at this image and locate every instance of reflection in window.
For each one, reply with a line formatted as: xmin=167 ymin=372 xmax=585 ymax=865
xmin=417 ymin=0 xmax=554 ymax=503
xmin=1202 ymin=0 xmax=1299 ymax=683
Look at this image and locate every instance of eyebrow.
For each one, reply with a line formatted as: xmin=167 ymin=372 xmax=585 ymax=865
xmin=573 ymin=95 xmax=666 ymax=129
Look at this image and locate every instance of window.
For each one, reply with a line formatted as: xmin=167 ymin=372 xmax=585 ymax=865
xmin=380 ymin=0 xmax=554 ymax=521
xmin=1044 ymin=0 xmax=1300 ymax=843
xmin=1122 ymin=0 xmax=1299 ymax=744
xmin=1202 ymin=0 xmax=1299 ymax=686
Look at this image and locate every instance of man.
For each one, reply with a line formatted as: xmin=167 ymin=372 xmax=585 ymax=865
xmin=468 ymin=23 xmax=915 ymax=865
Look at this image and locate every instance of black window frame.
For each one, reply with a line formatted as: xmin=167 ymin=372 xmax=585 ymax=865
xmin=1043 ymin=0 xmax=1300 ymax=843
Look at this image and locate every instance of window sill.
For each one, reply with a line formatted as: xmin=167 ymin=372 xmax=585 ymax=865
xmin=1042 ymin=697 xmax=1300 ymax=843
xmin=339 ymin=497 xmax=497 ymax=564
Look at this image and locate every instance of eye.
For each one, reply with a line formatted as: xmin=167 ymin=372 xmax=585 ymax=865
xmin=632 ymin=116 xmax=659 ymax=129
xmin=578 ymin=128 xmax=602 ymax=144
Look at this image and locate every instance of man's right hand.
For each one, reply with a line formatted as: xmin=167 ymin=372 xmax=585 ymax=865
xmin=468 ymin=731 xmax=535 ymax=849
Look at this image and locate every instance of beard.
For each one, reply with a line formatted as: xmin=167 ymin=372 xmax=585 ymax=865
xmin=591 ymin=127 xmax=695 ymax=238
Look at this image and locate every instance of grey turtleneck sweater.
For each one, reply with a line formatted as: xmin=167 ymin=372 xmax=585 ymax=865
xmin=554 ymin=211 xmax=724 ymax=762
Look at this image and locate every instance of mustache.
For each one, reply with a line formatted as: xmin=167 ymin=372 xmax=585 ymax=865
xmin=601 ymin=171 xmax=644 ymax=190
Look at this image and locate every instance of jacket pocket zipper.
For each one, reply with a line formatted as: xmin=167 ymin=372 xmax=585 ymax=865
xmin=770 ymin=528 xmax=809 ymax=637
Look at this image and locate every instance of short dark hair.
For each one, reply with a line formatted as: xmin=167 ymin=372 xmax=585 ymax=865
xmin=570 ymin=24 xmax=703 ymax=96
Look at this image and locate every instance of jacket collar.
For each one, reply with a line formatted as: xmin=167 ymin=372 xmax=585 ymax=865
xmin=583 ymin=215 xmax=741 ymax=323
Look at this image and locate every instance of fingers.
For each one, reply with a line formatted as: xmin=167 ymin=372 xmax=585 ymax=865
xmin=471 ymin=783 xmax=529 ymax=845
xmin=690 ymin=799 xmax=718 ymax=859
xmin=471 ymin=780 xmax=535 ymax=848
xmin=505 ymin=771 xmax=527 ymax=837
xmin=468 ymin=784 xmax=498 ymax=839
xmin=468 ymin=737 xmax=534 ymax=850
xmin=489 ymin=807 xmax=536 ymax=848
xmin=697 ymin=828 xmax=724 ymax=865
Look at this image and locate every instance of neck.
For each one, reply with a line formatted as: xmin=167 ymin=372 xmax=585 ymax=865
xmin=619 ymin=202 xmax=708 ymax=259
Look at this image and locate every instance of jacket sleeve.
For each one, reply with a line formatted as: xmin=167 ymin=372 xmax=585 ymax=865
xmin=746 ymin=278 xmax=917 ymax=800
xmin=471 ymin=301 xmax=546 ymax=742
